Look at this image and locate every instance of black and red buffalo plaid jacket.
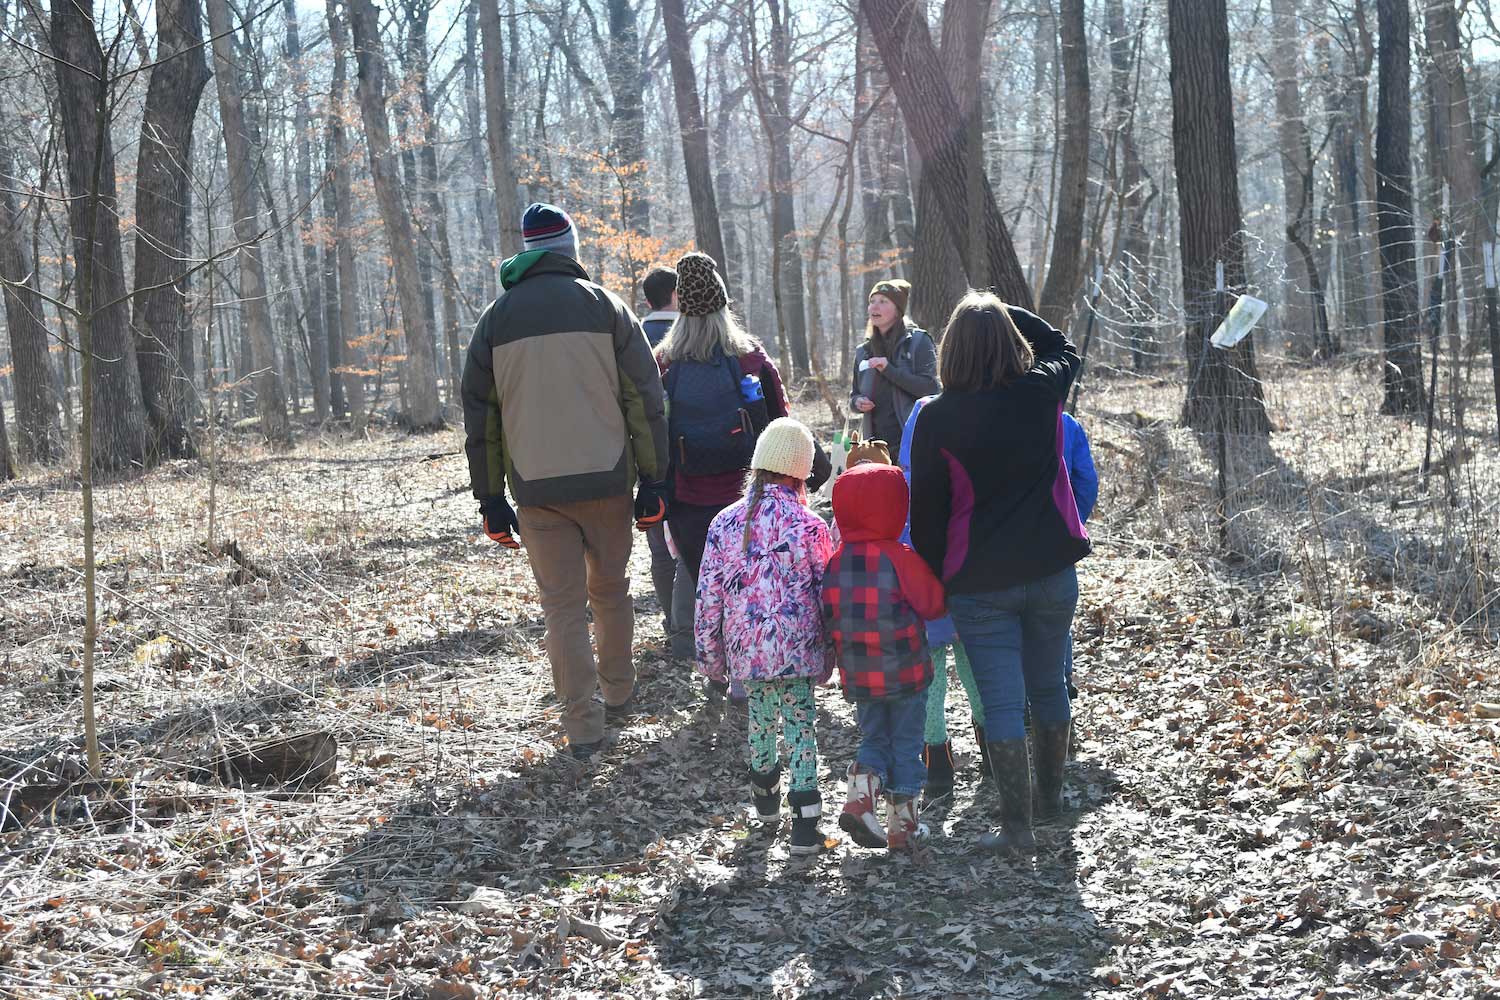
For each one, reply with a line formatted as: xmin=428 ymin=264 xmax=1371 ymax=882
xmin=822 ymin=464 xmax=947 ymax=702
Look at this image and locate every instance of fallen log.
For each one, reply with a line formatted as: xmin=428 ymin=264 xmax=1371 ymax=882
xmin=215 ymin=731 xmax=337 ymax=788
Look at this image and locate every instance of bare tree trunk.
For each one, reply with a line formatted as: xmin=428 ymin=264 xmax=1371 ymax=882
xmin=746 ymin=0 xmax=812 ymax=377
xmin=1167 ymin=0 xmax=1270 ymax=436
xmin=204 ymin=0 xmax=290 ymax=444
xmin=464 ymin=2 xmax=498 ymax=301
xmin=1375 ymin=0 xmax=1423 ymax=413
xmin=283 ymin=0 xmax=330 ymax=421
xmin=131 ymin=0 xmax=209 ymax=459
xmin=1321 ymin=33 xmax=1371 ymax=346
xmin=348 ymin=0 xmax=443 ymax=431
xmin=1425 ymin=0 xmax=1499 ymax=434
xmin=403 ymin=0 xmax=464 ymax=404
xmin=0 ymin=139 xmax=63 ymax=464
xmin=1036 ymin=0 xmax=1089 ymax=330
xmin=327 ymin=1 xmax=367 ymax=429
xmin=860 ymin=0 xmax=1033 ymax=309
xmin=51 ymin=0 xmax=151 ymax=471
xmin=909 ymin=0 xmax=986 ymax=333
xmin=480 ymin=0 xmax=523 ymax=256
xmin=1106 ymin=0 xmax=1155 ymax=371
xmin=607 ymin=0 xmax=650 ymax=235
xmin=319 ymin=121 xmax=346 ymax=420
xmin=1266 ymin=0 xmax=1317 ymax=356
xmin=660 ymin=0 xmax=728 ymax=270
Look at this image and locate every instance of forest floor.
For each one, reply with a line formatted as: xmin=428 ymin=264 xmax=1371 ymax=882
xmin=2 ymin=359 xmax=1499 ymax=999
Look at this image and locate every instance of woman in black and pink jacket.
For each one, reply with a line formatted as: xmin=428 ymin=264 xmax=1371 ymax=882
xmin=908 ymin=291 xmax=1089 ymax=856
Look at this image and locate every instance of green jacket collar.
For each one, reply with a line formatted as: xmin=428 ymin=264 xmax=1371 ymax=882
xmin=499 ymin=250 xmax=589 ymax=290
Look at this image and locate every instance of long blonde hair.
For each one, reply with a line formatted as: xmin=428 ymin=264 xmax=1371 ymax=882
xmin=741 ymin=469 xmax=806 ymax=552
xmin=658 ymin=308 xmax=757 ymax=363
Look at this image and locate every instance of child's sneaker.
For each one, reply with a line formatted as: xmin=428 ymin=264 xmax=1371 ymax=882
xmin=885 ymin=793 xmax=928 ymax=852
xmin=749 ymin=766 xmax=782 ymax=824
xmin=787 ymin=789 xmax=823 ymax=855
xmin=838 ymin=765 xmax=888 ymax=848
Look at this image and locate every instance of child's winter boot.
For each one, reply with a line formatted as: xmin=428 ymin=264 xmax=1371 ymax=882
xmin=885 ymin=793 xmax=928 ymax=852
xmin=921 ymin=740 xmax=955 ymax=805
xmin=787 ymin=789 xmax=824 ymax=855
xmin=838 ymin=764 xmax=888 ymax=848
xmin=749 ymin=765 xmax=782 ymax=824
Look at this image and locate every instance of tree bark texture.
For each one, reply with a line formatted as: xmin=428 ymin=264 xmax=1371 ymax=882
xmin=480 ymin=0 xmax=523 ymax=256
xmin=464 ymin=2 xmax=499 ymax=302
xmin=1375 ymin=0 xmax=1423 ymax=413
xmin=1167 ymin=0 xmax=1270 ymax=435
xmin=1267 ymin=0 xmax=1317 ymax=354
xmin=0 ymin=139 xmax=63 ymax=464
xmin=1036 ymin=0 xmax=1089 ymax=330
xmin=747 ymin=0 xmax=812 ymax=377
xmin=326 ymin=2 xmax=367 ymax=429
xmin=319 ymin=120 xmax=346 ymax=419
xmin=51 ymin=0 xmax=151 ymax=471
xmin=860 ymin=0 xmax=1033 ymax=310
xmin=348 ymin=0 xmax=443 ymax=430
xmin=403 ymin=0 xmax=464 ymax=402
xmin=1425 ymin=0 xmax=1499 ymax=425
xmin=660 ymin=0 xmax=727 ymax=270
xmin=205 ymin=0 xmax=291 ymax=444
xmin=132 ymin=0 xmax=210 ymax=459
xmin=606 ymin=0 xmax=650 ymax=235
xmin=283 ymin=0 xmax=330 ymax=421
xmin=1106 ymin=0 xmax=1155 ymax=371
xmin=909 ymin=0 xmax=986 ymax=334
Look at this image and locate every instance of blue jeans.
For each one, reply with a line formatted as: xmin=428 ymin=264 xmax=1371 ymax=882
xmin=948 ymin=566 xmax=1077 ymax=743
xmin=854 ymin=691 xmax=928 ymax=796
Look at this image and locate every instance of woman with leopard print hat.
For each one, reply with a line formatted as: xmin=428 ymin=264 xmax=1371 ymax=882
xmin=655 ymin=254 xmax=808 ymax=692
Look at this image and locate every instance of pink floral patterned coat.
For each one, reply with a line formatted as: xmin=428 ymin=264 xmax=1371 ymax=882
xmin=695 ymin=483 xmax=836 ymax=685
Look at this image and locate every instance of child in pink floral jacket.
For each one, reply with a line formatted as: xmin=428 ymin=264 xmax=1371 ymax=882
xmin=696 ymin=418 xmax=834 ymax=855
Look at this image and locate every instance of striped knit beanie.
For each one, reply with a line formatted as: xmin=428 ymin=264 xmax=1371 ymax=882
xmin=521 ymin=203 xmax=579 ymax=259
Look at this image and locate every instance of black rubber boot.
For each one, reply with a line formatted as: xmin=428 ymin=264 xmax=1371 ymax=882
xmin=1033 ymin=721 xmax=1071 ymax=820
xmin=787 ymin=789 xmax=824 ymax=856
xmin=978 ymin=739 xmax=1036 ymax=856
xmin=921 ymin=741 xmax=955 ymax=805
xmin=973 ymin=721 xmax=993 ymax=784
xmin=749 ymin=765 xmax=782 ymax=824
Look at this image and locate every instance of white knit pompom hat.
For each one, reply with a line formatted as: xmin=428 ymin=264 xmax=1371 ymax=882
xmin=751 ymin=417 xmax=815 ymax=482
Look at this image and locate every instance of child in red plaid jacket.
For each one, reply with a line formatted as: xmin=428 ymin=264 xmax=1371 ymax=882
xmin=822 ymin=463 xmax=946 ymax=851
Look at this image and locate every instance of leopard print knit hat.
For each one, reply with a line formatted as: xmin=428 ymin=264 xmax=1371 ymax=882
xmin=674 ymin=251 xmax=729 ymax=317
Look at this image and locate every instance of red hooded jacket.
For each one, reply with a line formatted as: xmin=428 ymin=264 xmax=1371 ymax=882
xmin=821 ymin=464 xmax=947 ymax=702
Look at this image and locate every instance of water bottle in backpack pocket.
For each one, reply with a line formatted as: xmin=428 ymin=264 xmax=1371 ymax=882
xmin=666 ymin=352 xmax=760 ymax=476
xmin=739 ymin=373 xmax=771 ymax=433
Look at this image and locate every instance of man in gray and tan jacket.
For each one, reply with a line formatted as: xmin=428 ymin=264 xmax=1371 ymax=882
xmin=461 ymin=203 xmax=669 ymax=760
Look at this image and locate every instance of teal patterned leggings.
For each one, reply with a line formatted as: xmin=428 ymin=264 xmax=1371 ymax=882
xmin=924 ymin=642 xmax=986 ymax=744
xmin=745 ymin=677 xmax=819 ymax=792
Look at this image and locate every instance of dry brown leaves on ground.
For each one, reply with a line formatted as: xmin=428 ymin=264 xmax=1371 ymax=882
xmin=1 ymin=363 xmax=1498 ymax=998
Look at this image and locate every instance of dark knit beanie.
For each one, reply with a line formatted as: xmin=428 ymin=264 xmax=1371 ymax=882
xmin=869 ymin=279 xmax=911 ymax=317
xmin=521 ymin=203 xmax=578 ymax=258
xmin=675 ymin=252 xmax=729 ymax=316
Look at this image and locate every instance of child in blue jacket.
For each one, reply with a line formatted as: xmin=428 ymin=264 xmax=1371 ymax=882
xmin=1060 ymin=411 xmax=1097 ymax=692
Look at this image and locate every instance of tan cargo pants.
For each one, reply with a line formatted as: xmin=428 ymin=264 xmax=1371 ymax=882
xmin=517 ymin=494 xmax=635 ymax=746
